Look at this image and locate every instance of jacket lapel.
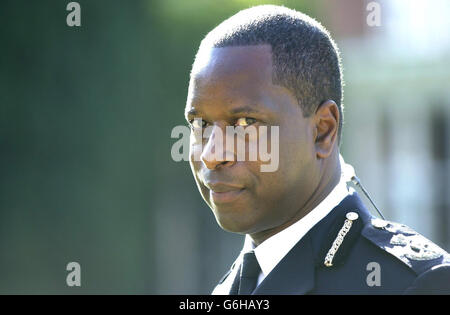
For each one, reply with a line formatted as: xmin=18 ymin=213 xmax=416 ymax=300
xmin=252 ymin=233 xmax=315 ymax=295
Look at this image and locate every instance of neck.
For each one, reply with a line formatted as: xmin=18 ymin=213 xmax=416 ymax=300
xmin=249 ymin=156 xmax=341 ymax=246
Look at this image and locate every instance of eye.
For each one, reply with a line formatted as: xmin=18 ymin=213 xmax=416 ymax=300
xmin=189 ymin=118 xmax=207 ymax=129
xmin=235 ymin=117 xmax=257 ymax=127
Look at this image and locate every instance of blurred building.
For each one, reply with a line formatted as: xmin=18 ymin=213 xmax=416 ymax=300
xmin=321 ymin=0 xmax=450 ymax=249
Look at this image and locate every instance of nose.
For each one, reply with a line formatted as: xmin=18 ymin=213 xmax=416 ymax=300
xmin=201 ymin=124 xmax=235 ymax=170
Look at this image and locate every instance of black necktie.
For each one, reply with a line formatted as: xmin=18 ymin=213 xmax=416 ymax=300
xmin=236 ymin=251 xmax=261 ymax=295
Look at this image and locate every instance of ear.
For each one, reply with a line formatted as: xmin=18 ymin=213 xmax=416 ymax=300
xmin=313 ymin=100 xmax=339 ymax=159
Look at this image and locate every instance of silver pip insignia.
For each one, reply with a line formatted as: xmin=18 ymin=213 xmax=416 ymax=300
xmin=389 ymin=234 xmax=444 ymax=261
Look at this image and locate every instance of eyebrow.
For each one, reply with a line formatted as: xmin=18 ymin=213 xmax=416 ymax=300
xmin=185 ymin=105 xmax=265 ymax=121
xmin=229 ymin=105 xmax=263 ymax=115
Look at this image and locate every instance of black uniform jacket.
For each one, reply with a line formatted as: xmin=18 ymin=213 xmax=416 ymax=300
xmin=214 ymin=192 xmax=450 ymax=294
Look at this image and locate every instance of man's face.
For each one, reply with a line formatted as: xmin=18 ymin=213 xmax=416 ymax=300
xmin=186 ymin=45 xmax=320 ymax=237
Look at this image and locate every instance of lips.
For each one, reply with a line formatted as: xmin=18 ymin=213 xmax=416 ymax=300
xmin=205 ymin=182 xmax=245 ymax=203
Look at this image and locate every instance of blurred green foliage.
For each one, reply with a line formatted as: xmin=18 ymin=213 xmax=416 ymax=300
xmin=0 ymin=0 xmax=318 ymax=294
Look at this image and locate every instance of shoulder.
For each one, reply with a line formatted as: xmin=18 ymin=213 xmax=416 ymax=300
xmin=361 ymin=217 xmax=450 ymax=293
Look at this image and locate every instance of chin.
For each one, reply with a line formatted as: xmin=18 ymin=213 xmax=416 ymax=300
xmin=212 ymin=207 xmax=261 ymax=235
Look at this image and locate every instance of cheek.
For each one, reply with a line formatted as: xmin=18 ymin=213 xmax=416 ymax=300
xmin=278 ymin=125 xmax=308 ymax=168
xmin=267 ymin=124 xmax=316 ymax=192
xmin=189 ymin=144 xmax=203 ymax=186
xmin=189 ymin=133 xmax=203 ymax=162
xmin=189 ymin=158 xmax=211 ymax=204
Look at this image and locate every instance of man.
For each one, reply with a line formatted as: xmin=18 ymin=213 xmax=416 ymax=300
xmin=184 ymin=5 xmax=450 ymax=294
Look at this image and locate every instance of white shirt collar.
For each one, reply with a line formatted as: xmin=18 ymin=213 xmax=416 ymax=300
xmin=241 ymin=167 xmax=351 ymax=282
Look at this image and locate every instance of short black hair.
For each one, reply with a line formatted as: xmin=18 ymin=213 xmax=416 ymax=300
xmin=194 ymin=5 xmax=344 ymax=143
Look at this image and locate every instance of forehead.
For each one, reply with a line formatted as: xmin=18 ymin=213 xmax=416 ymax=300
xmin=192 ymin=45 xmax=273 ymax=83
xmin=186 ymin=45 xmax=275 ymax=111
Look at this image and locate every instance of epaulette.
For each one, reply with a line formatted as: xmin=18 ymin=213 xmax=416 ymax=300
xmin=361 ymin=218 xmax=449 ymax=275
